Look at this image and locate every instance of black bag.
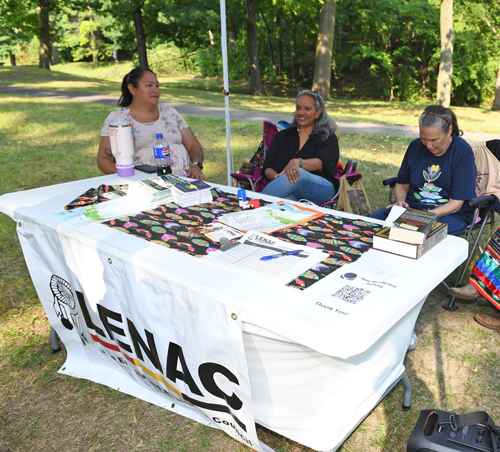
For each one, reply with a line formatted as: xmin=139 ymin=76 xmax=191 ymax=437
xmin=407 ymin=409 xmax=500 ymax=452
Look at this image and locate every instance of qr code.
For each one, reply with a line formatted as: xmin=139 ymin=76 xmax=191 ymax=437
xmin=332 ymin=285 xmax=370 ymax=304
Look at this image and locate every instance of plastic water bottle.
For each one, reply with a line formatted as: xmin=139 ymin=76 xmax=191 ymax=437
xmin=153 ymin=133 xmax=171 ymax=175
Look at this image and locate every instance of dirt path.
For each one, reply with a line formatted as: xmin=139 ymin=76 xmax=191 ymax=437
xmin=1 ymin=85 xmax=499 ymax=142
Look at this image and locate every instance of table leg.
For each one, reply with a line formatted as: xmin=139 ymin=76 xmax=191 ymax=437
xmin=50 ymin=327 xmax=61 ymax=354
xmin=401 ymin=372 xmax=411 ymax=410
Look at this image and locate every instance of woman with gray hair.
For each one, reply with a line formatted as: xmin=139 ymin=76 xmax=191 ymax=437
xmin=262 ymin=90 xmax=340 ymax=205
xmin=370 ymin=105 xmax=476 ymax=235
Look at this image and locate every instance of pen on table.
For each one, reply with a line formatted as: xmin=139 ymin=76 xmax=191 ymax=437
xmin=260 ymin=250 xmax=301 ymax=261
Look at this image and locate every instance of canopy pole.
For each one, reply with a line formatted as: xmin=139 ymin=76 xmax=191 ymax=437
xmin=220 ymin=0 xmax=233 ymax=186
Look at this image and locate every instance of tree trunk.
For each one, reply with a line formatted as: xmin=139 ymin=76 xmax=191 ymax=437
xmin=246 ymin=0 xmax=261 ymax=95
xmin=51 ymin=44 xmax=60 ymax=65
xmin=493 ymin=65 xmax=500 ymax=111
xmin=133 ymin=6 xmax=148 ymax=68
xmin=228 ymin=30 xmax=236 ymax=53
xmin=312 ymin=1 xmax=337 ymax=99
xmin=261 ymin=13 xmax=277 ymax=76
xmin=38 ymin=0 xmax=51 ymax=70
xmin=436 ymin=0 xmax=454 ymax=107
xmin=89 ymin=10 xmax=98 ymax=68
xmin=113 ymin=40 xmax=118 ymax=62
xmin=277 ymin=17 xmax=283 ymax=77
xmin=8 ymin=51 xmax=16 ymax=66
xmin=481 ymin=14 xmax=500 ymax=111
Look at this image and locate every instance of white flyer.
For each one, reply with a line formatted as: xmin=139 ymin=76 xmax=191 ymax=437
xmin=53 ymin=196 xmax=165 ymax=227
xmin=216 ymin=201 xmax=323 ymax=234
xmin=202 ymin=231 xmax=327 ymax=284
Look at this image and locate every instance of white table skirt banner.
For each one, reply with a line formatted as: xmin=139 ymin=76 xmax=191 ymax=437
xmin=16 ymin=216 xmax=267 ymax=452
xmin=0 ymin=173 xmax=468 ymax=452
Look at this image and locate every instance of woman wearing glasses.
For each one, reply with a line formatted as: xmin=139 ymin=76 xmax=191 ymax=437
xmin=262 ymin=90 xmax=340 ymax=205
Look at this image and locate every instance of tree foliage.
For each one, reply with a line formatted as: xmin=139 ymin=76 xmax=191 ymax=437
xmin=0 ymin=0 xmax=39 ymax=64
xmin=1 ymin=0 xmax=500 ymax=107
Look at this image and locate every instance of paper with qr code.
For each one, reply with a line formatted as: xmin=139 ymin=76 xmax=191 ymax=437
xmin=313 ymin=270 xmax=414 ymax=320
xmin=299 ymin=249 xmax=417 ymax=323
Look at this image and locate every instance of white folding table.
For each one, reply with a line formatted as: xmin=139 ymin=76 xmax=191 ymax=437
xmin=0 ymin=173 xmax=467 ymax=451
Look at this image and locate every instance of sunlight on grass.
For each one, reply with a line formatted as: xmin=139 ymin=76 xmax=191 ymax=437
xmin=1 ymin=64 xmax=499 ymax=133
xmin=1 ymin=86 xmax=500 ymax=452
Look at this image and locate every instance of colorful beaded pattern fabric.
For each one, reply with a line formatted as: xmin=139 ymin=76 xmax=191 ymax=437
xmin=272 ymin=215 xmax=382 ymax=290
xmin=72 ymin=185 xmax=383 ymax=290
xmin=64 ymin=184 xmax=125 ymax=210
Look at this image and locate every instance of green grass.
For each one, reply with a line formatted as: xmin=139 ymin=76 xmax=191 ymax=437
xmin=1 ymin=64 xmax=499 ymax=134
xmin=1 ymin=78 xmax=500 ymax=452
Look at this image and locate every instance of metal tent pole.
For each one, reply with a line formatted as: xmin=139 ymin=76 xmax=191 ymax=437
xmin=219 ymin=0 xmax=233 ymax=186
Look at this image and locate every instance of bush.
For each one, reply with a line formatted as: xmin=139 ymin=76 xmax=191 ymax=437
xmin=148 ymin=44 xmax=199 ymax=76
xmin=195 ymin=34 xmax=249 ymax=80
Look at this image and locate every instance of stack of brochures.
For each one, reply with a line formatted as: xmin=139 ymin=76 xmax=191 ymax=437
xmin=127 ymin=175 xmax=184 ymax=206
xmin=171 ymin=180 xmax=213 ymax=207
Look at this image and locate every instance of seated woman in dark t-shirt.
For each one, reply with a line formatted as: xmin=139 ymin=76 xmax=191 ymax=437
xmin=370 ymin=105 xmax=476 ymax=236
xmin=262 ymin=90 xmax=340 ymax=206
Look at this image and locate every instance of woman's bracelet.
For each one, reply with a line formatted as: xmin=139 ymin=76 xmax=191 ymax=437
xmin=274 ymin=174 xmax=278 ymax=179
xmin=298 ymin=158 xmax=303 ymax=167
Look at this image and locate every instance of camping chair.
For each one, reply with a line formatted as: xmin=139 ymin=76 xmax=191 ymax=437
xmin=381 ymin=139 xmax=500 ymax=311
xmin=231 ymin=120 xmax=289 ymax=193
xmin=231 ymin=121 xmax=363 ymax=210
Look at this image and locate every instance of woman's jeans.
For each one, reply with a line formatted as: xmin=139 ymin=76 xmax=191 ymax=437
xmin=370 ymin=206 xmax=469 ymax=236
xmin=262 ymin=169 xmax=336 ymax=205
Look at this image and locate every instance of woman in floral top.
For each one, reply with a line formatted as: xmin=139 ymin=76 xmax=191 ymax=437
xmin=97 ymin=67 xmax=206 ymax=180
